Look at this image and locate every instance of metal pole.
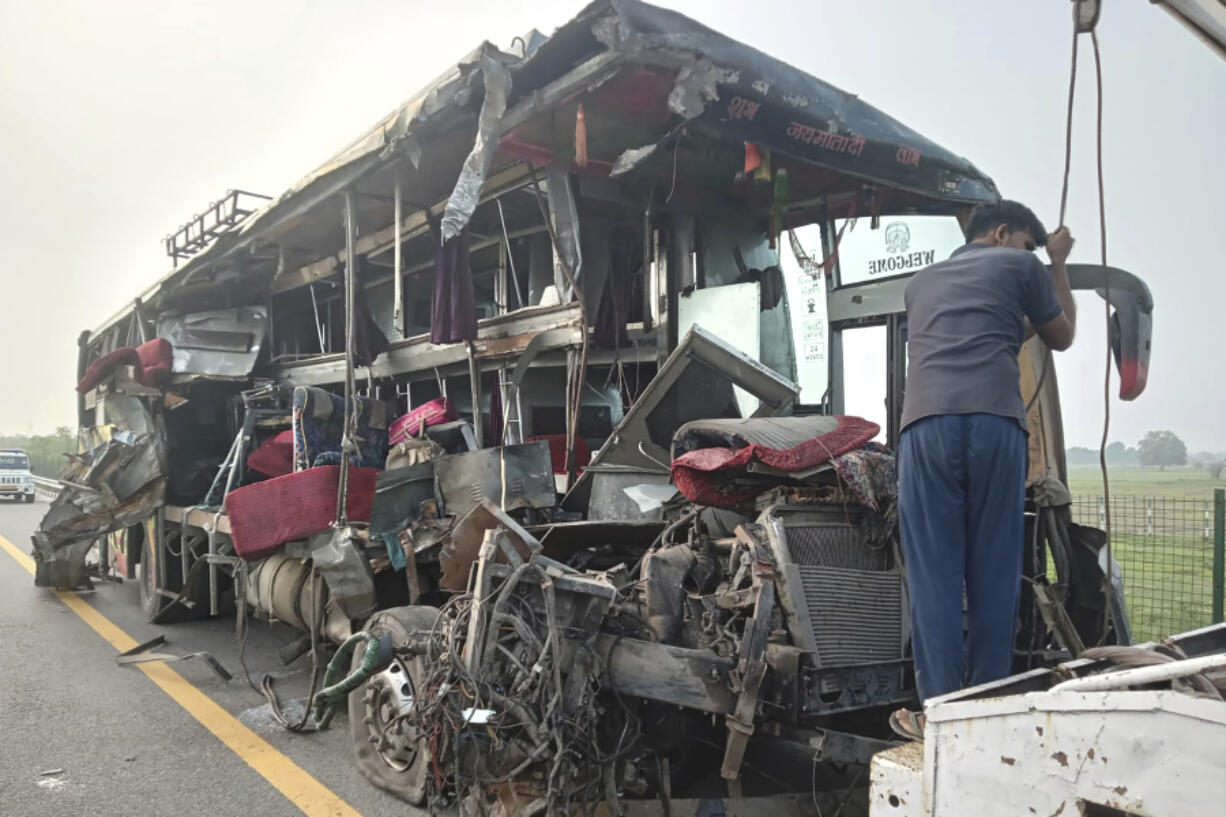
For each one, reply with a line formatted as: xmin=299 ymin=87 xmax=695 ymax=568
xmin=132 ymin=299 xmax=148 ymax=343
xmin=337 ymin=191 xmax=357 ymax=525
xmin=467 ymin=341 xmax=484 ymax=449
xmin=642 ymin=193 xmax=653 ymax=332
xmin=309 ymin=284 xmax=327 ymax=354
xmin=155 ymin=508 xmax=166 ymax=601
xmin=497 ymin=198 xmax=522 ymax=310
xmin=1213 ymin=487 xmax=1224 ymax=624
xmin=393 ymin=173 xmax=404 ymax=338
xmin=1051 ymin=653 xmax=1226 ymax=693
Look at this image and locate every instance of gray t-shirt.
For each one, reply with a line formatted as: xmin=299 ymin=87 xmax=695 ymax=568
xmin=900 ymin=243 xmax=1063 ymax=433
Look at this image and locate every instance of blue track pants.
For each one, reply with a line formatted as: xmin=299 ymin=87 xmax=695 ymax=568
xmin=898 ymin=413 xmax=1026 ymax=702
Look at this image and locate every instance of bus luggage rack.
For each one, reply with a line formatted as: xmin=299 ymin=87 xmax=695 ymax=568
xmin=164 ymin=189 xmax=271 ymax=265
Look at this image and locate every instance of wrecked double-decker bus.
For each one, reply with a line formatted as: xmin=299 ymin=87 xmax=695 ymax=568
xmin=34 ymin=1 xmax=1155 ymax=813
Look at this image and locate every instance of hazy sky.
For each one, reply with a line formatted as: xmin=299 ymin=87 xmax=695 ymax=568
xmin=1 ymin=1 xmax=1222 ymax=451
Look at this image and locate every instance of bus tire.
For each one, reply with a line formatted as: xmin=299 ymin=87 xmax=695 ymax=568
xmin=137 ymin=527 xmax=209 ymax=624
xmin=349 ymin=605 xmax=439 ymax=805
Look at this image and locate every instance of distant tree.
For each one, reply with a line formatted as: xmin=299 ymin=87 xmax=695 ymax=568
xmin=1067 ymin=443 xmax=1141 ymax=467
xmin=1103 ymin=441 xmax=1141 ymax=466
xmin=1208 ymin=458 xmax=1226 ymax=480
xmin=1065 ymin=446 xmax=1098 ymax=466
xmin=1137 ymin=430 xmax=1189 ymax=470
xmin=0 ymin=428 xmax=75 ymax=477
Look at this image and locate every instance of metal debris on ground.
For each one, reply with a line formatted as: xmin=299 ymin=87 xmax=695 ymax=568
xmin=115 ymin=637 xmax=233 ymax=682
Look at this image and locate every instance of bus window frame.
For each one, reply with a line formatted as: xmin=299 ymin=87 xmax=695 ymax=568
xmin=825 ymin=215 xmax=915 ymax=450
xmin=828 ymin=313 xmax=907 ymax=449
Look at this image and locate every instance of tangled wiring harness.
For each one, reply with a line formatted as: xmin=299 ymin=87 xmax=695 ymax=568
xmin=398 ymin=557 xmax=643 ymax=817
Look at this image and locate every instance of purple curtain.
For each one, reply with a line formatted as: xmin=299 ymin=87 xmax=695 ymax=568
xmin=352 ymin=277 xmax=389 ymax=366
xmin=486 ymin=370 xmax=503 ymax=446
xmin=429 ymin=221 xmax=477 ymax=345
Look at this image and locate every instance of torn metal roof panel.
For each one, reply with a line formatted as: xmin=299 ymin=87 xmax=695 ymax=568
xmin=92 ymin=44 xmax=507 ymax=335
xmin=579 ymin=0 xmax=998 ymax=203
xmin=93 ymin=0 xmax=998 ymax=337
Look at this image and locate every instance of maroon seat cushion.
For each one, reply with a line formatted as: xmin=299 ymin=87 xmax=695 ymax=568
xmin=77 ymin=338 xmax=173 ymax=393
xmin=246 ymin=429 xmax=295 ymax=478
xmin=135 ymin=338 xmax=173 ymax=383
xmin=224 ymin=466 xmax=377 ymax=560
xmin=671 ymin=415 xmax=879 ymax=507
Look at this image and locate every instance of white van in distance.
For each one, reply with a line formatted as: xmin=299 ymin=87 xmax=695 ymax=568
xmin=0 ymin=449 xmax=35 ymax=503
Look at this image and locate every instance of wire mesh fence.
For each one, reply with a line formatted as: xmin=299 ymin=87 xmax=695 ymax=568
xmin=1070 ymin=494 xmax=1222 ymax=643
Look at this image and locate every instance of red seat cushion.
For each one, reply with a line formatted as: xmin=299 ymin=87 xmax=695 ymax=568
xmin=671 ymin=415 xmax=879 ymax=507
xmin=224 ymin=466 xmax=377 ymax=560
xmin=246 ymin=429 xmax=294 ymax=478
xmin=134 ymin=337 xmax=173 ymax=384
xmin=77 ymin=338 xmax=173 ymax=393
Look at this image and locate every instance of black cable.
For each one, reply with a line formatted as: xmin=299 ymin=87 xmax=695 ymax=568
xmin=259 ymin=566 xmax=324 ymax=733
xmin=1027 ymin=10 xmax=1082 ymax=417
xmin=1090 ymin=28 xmax=1116 ymax=644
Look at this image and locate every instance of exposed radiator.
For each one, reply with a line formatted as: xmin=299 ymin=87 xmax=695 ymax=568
xmin=761 ymin=506 xmax=906 ymax=667
xmin=797 ymin=566 xmax=904 ymax=666
xmin=783 ymin=519 xmax=888 ymax=572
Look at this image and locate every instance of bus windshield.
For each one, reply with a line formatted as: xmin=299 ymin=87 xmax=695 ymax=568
xmin=832 ymin=215 xmax=965 ymax=286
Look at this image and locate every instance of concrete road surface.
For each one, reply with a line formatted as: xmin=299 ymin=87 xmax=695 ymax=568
xmin=0 ymin=498 xmax=414 ymax=817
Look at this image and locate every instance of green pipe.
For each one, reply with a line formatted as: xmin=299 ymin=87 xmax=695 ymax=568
xmin=313 ymin=631 xmax=383 ymax=729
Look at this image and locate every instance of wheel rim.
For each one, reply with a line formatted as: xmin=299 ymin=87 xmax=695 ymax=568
xmin=363 ymin=657 xmax=418 ymax=771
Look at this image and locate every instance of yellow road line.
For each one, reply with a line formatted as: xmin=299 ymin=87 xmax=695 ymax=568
xmin=0 ymin=534 xmax=364 ymax=817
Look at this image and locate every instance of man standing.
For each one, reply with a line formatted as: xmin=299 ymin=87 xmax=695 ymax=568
xmin=895 ymin=200 xmax=1077 ymax=723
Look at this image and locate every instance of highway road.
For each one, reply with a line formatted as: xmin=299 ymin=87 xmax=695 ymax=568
xmin=0 ymin=498 xmax=413 ymax=817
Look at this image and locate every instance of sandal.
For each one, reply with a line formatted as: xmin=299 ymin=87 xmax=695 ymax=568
xmin=889 ymin=707 xmax=926 ymax=742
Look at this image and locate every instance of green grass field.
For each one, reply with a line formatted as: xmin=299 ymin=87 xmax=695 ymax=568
xmin=1100 ymin=532 xmax=1214 ymax=642
xmin=1062 ymin=467 xmax=1222 ymax=642
xmin=1066 ymin=465 xmax=1226 ymax=499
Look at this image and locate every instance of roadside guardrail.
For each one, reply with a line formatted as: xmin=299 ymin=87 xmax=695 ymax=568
xmin=32 ymin=476 xmax=61 ymax=501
